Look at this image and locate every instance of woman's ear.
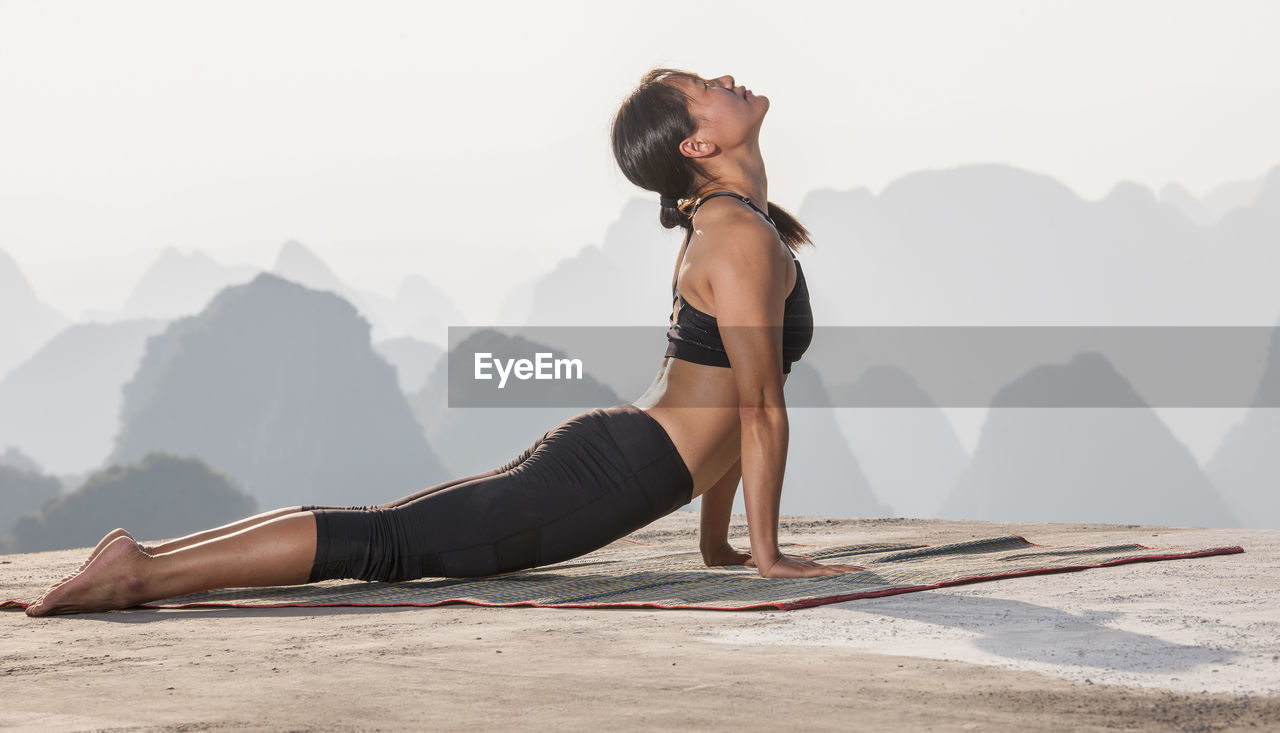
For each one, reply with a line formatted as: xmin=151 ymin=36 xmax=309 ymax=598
xmin=679 ymin=135 xmax=719 ymax=160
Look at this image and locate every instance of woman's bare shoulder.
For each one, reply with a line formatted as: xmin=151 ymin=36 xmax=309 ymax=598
xmin=690 ymin=198 xmax=779 ymax=255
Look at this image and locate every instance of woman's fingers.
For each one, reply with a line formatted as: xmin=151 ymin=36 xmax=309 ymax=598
xmin=815 ymin=562 xmax=865 ymax=573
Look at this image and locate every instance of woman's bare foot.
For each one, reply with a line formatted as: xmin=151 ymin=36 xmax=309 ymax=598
xmin=77 ymin=528 xmax=138 ymax=572
xmin=28 ymin=529 xmax=147 ymax=609
xmin=26 ymin=536 xmax=153 ymax=617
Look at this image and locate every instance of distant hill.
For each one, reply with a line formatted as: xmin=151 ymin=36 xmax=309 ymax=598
xmin=388 ymin=274 xmax=468 ymax=342
xmin=494 ymin=277 xmax=539 ymax=326
xmin=0 ymin=249 xmax=68 ymax=379
xmin=8 ymin=453 xmax=258 ymax=553
xmin=374 ymin=337 xmax=443 ymax=394
xmin=829 ymin=366 xmax=969 ymax=518
xmin=942 ymin=353 xmax=1237 ymax=527
xmin=0 ymin=319 xmax=169 ymax=474
xmin=273 ymin=239 xmax=346 ymax=292
xmin=795 ymin=163 xmax=1280 ymax=328
xmin=522 ymin=198 xmax=684 ymax=327
xmin=1206 ymin=318 xmax=1280 ymax=529
xmin=0 ymin=446 xmax=42 ymax=474
xmin=1156 ymin=171 xmax=1267 ymax=226
xmin=1200 ymin=171 xmax=1271 ymax=221
xmin=1207 ymin=409 xmax=1280 ymax=529
xmin=1159 ymin=183 xmax=1216 ymax=227
xmin=120 ymin=247 xmax=259 ymax=319
xmin=112 ymin=274 xmax=448 ymax=508
xmin=0 ymin=464 xmax=61 ymax=545
xmin=272 ymin=240 xmax=466 ymax=346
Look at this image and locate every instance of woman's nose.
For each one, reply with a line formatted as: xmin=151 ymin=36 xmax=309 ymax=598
xmin=714 ymin=74 xmax=735 ymax=87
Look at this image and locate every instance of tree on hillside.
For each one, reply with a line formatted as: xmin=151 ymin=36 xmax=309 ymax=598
xmin=11 ymin=453 xmax=258 ymax=553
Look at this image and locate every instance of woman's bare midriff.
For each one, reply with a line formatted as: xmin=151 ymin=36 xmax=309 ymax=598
xmin=630 ymin=356 xmax=788 ymax=500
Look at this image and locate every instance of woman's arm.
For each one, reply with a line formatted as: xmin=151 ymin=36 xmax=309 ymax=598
xmin=706 ymin=209 xmax=862 ymax=578
xmin=699 ymin=459 xmax=753 ymax=566
xmin=708 ymin=212 xmax=793 ymax=575
xmin=737 ymin=403 xmax=787 ymax=573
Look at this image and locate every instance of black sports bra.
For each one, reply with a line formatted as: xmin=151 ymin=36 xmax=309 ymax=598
xmin=665 ymin=192 xmax=814 ymax=374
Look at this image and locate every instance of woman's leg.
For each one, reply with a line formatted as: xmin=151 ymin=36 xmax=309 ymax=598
xmin=79 ymin=446 xmax=542 ymax=563
xmin=27 ymin=412 xmax=685 ymax=615
xmin=27 ymin=511 xmax=318 ymax=616
xmin=37 ymin=440 xmax=546 ymax=614
xmin=35 ymin=436 xmax=553 ymax=613
xmin=82 ymin=507 xmax=309 ymax=563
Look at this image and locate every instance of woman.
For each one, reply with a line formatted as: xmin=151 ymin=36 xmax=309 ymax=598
xmin=24 ymin=68 xmax=862 ymax=617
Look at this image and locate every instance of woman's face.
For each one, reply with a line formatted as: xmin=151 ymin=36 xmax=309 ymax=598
xmin=667 ymin=73 xmax=769 ymax=151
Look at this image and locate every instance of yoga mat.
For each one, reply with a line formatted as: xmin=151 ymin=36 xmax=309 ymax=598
xmin=3 ymin=534 xmax=1243 ymax=612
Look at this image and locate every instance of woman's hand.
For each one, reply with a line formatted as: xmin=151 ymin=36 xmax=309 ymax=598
xmin=701 ymin=542 xmax=756 ymax=568
xmin=756 ymin=553 xmax=865 ymax=578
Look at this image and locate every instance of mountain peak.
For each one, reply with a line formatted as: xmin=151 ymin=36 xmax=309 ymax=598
xmin=879 ymin=163 xmax=1082 ymax=212
xmin=991 ymin=351 xmax=1147 ymax=408
xmin=272 ymin=240 xmax=343 ymax=292
xmin=154 ymin=246 xmax=215 ymax=267
xmin=1253 ymin=163 xmax=1280 ymax=211
xmin=0 ymin=249 xmax=69 ymax=378
xmin=113 ymin=270 xmax=441 ymax=507
xmin=0 ymin=249 xmax=39 ymax=305
xmin=1158 ymin=182 xmax=1215 ymax=226
xmin=121 ymin=248 xmax=259 ymax=320
xmin=1101 ymin=180 xmax=1158 ymax=208
xmin=842 ymin=365 xmax=938 ymax=407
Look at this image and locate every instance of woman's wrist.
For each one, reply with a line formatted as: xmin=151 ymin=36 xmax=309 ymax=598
xmin=752 ymin=547 xmax=785 ymax=574
xmin=700 ymin=538 xmax=732 ymax=554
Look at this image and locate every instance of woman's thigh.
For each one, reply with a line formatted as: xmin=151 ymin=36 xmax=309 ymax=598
xmin=309 ymin=407 xmax=690 ymax=582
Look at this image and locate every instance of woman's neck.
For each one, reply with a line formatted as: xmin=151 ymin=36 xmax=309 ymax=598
xmin=700 ymin=144 xmax=768 ymax=203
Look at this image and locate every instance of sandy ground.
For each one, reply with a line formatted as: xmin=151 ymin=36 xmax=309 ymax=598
xmin=2 ymin=515 xmax=1278 ymax=732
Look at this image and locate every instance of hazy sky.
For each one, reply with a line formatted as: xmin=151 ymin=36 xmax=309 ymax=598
xmin=3 ymin=0 xmax=1279 ymax=321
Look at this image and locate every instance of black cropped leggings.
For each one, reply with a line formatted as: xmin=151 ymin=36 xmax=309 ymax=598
xmin=300 ymin=404 xmax=694 ymax=583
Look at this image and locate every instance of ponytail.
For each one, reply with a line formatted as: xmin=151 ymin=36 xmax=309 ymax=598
xmin=765 ymin=200 xmax=813 ymax=252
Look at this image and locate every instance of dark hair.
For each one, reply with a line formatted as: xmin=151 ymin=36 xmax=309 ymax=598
xmin=610 ymin=67 xmax=813 ymax=252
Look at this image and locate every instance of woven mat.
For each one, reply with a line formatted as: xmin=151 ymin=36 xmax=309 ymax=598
xmin=3 ymin=534 xmax=1243 ymax=612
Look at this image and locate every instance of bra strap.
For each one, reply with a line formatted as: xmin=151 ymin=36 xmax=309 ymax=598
xmin=691 ymin=191 xmax=778 ymax=229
